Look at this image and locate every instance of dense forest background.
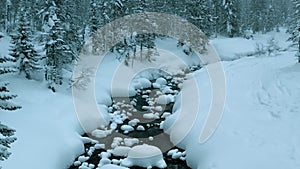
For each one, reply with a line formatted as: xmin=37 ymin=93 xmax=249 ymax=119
xmin=0 ymin=0 xmax=299 ymax=88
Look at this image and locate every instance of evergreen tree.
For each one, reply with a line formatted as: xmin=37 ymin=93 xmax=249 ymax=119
xmin=0 ymin=50 xmax=20 ymax=162
xmin=288 ymin=0 xmax=300 ymax=62
xmin=249 ymin=0 xmax=268 ymax=33
xmin=45 ymin=18 xmax=73 ymax=89
xmin=88 ymin=0 xmax=101 ymax=35
xmin=0 ymin=54 xmax=20 ymax=110
xmin=221 ymin=0 xmax=240 ymax=37
xmin=0 ymin=123 xmax=17 ymax=161
xmin=62 ymin=0 xmax=82 ymax=60
xmin=289 ymin=1 xmax=300 ymax=41
xmin=265 ymin=4 xmax=276 ymax=32
xmin=11 ymin=7 xmax=42 ymax=79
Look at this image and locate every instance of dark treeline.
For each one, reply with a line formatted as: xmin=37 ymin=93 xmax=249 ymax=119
xmin=0 ymin=0 xmax=299 ymax=89
xmin=0 ymin=0 xmax=294 ymax=36
xmin=0 ymin=0 xmax=298 ymax=89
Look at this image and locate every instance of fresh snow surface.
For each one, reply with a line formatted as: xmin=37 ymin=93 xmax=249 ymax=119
xmin=163 ymin=30 xmax=300 ymax=169
xmin=211 ymin=28 xmax=290 ymax=61
xmin=0 ymin=77 xmax=84 ymax=169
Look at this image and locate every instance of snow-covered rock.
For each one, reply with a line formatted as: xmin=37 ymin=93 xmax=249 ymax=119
xmin=136 ymin=125 xmax=145 ymax=131
xmin=161 ymin=112 xmax=171 ymax=118
xmin=132 ymin=78 xmax=152 ymax=89
xmin=98 ymin=158 xmax=111 ymax=167
xmin=128 ymin=119 xmax=140 ymax=127
xmin=155 ymin=77 xmax=167 ymax=85
xmin=121 ymin=144 xmax=167 ymax=168
xmin=143 ymin=113 xmax=160 ymax=119
xmin=111 ymin=146 xmax=131 ymax=157
xmin=124 ymin=138 xmax=139 ymax=147
xmin=94 ymin=144 xmax=105 ymax=150
xmin=152 ymin=82 xmax=161 ymax=89
xmin=120 ymin=125 xmax=134 ymax=133
xmin=91 ymin=129 xmax=112 ymax=138
xmin=155 ymin=95 xmax=173 ymax=105
xmin=78 ymin=156 xmax=89 ymax=162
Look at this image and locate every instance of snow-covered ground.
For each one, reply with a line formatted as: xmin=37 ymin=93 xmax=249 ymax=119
xmin=166 ymin=52 xmax=300 ymax=169
xmin=1 ymin=29 xmax=300 ymax=169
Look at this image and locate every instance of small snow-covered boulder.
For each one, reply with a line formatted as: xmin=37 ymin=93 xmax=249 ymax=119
xmin=78 ymin=155 xmax=89 ymax=162
xmin=152 ymin=82 xmax=161 ymax=89
xmin=94 ymin=143 xmax=105 ymax=150
xmin=155 ymin=77 xmax=167 ymax=86
xmin=133 ymin=78 xmax=152 ymax=89
xmin=121 ymin=125 xmax=134 ymax=133
xmin=91 ymin=129 xmax=112 ymax=138
xmin=136 ymin=125 xmax=145 ymax=131
xmin=155 ymin=95 xmax=173 ymax=105
xmin=73 ymin=161 xmax=81 ymax=166
xmin=98 ymin=158 xmax=111 ymax=167
xmin=121 ymin=144 xmax=167 ymax=169
xmin=143 ymin=113 xmax=160 ymax=119
xmin=161 ymin=112 xmax=171 ymax=118
xmin=124 ymin=138 xmax=139 ymax=147
xmin=111 ymin=146 xmax=132 ymax=157
xmin=128 ymin=119 xmax=140 ymax=127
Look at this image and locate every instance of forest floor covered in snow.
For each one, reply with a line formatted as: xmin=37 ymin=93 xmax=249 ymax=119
xmin=1 ymin=29 xmax=300 ymax=169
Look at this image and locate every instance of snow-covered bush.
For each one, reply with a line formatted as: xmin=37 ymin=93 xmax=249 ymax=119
xmin=266 ymin=37 xmax=280 ymax=56
xmin=243 ymin=29 xmax=254 ymax=39
xmin=254 ymin=43 xmax=266 ymax=56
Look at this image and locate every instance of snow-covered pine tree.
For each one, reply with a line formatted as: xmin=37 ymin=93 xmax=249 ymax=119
xmin=288 ymin=0 xmax=300 ymax=62
xmin=61 ymin=0 xmax=82 ymax=61
xmin=88 ymin=0 xmax=101 ymax=35
xmin=265 ymin=4 xmax=276 ymax=32
xmin=3 ymin=0 xmax=12 ymax=33
xmin=0 ymin=53 xmax=21 ymax=111
xmin=11 ymin=7 xmax=42 ymax=79
xmin=0 ymin=123 xmax=17 ymax=161
xmin=222 ymin=0 xmax=240 ymax=37
xmin=0 ymin=49 xmax=20 ymax=162
xmin=186 ymin=0 xmax=213 ymax=36
xmin=42 ymin=1 xmax=75 ymax=90
xmin=45 ymin=18 xmax=74 ymax=90
xmin=249 ymin=0 xmax=267 ymax=33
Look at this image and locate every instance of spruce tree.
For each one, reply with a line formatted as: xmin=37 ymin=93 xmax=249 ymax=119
xmin=9 ymin=5 xmax=42 ymax=79
xmin=222 ymin=0 xmax=240 ymax=37
xmin=0 ymin=51 xmax=20 ymax=163
xmin=89 ymin=0 xmax=101 ymax=35
xmin=186 ymin=0 xmax=213 ymax=36
xmin=0 ymin=123 xmax=17 ymax=161
xmin=249 ymin=0 xmax=267 ymax=33
xmin=45 ymin=18 xmax=73 ymax=89
xmin=265 ymin=4 xmax=276 ymax=32
xmin=0 ymin=53 xmax=20 ymax=110
xmin=288 ymin=0 xmax=300 ymax=62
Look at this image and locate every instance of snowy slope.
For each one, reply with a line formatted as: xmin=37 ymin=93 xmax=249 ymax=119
xmin=164 ymin=35 xmax=300 ymax=168
xmin=211 ymin=28 xmax=290 ymax=61
xmin=1 ymin=34 xmax=85 ymax=169
xmin=0 ymin=77 xmax=85 ymax=169
xmin=181 ymin=53 xmax=300 ymax=169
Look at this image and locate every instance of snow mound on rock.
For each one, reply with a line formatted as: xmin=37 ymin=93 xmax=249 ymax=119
xmin=121 ymin=144 xmax=167 ymax=168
